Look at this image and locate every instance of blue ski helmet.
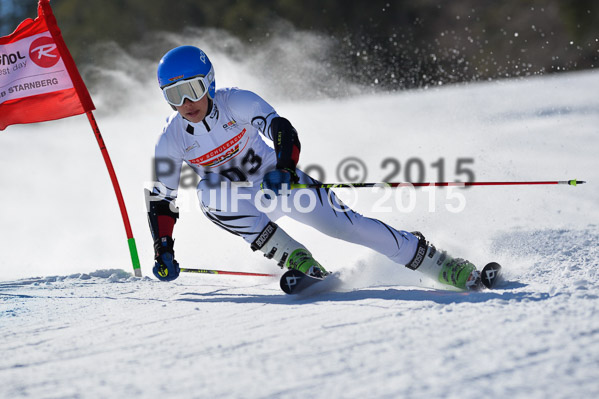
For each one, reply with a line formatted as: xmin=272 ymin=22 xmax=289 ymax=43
xmin=157 ymin=46 xmax=215 ymax=99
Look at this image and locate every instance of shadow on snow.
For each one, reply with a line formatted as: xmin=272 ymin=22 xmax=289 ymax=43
xmin=176 ymin=280 xmax=541 ymax=306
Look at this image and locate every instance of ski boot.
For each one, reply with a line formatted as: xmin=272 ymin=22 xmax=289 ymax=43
xmin=285 ymin=248 xmax=329 ymax=278
xmin=251 ymin=222 xmax=328 ymax=278
xmin=406 ymin=232 xmax=483 ymax=291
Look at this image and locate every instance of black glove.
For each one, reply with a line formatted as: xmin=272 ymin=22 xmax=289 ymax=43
xmin=152 ymin=236 xmax=180 ymax=281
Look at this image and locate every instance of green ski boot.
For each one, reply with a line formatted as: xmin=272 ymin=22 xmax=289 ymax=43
xmin=438 ymin=257 xmax=481 ymax=290
xmin=286 ymin=249 xmax=329 ymax=279
xmin=406 ymin=232 xmax=482 ymax=290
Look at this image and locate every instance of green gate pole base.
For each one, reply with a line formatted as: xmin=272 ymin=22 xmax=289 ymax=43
xmin=128 ymin=237 xmax=142 ymax=277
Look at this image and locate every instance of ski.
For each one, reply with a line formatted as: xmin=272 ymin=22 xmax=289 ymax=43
xmin=280 ymin=269 xmax=326 ymax=295
xmin=480 ymin=262 xmax=502 ymax=289
xmin=279 ymin=263 xmax=501 ymax=294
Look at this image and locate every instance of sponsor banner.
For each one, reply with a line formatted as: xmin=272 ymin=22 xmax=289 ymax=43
xmin=0 ymin=33 xmax=74 ymax=104
xmin=0 ymin=0 xmax=94 ymax=130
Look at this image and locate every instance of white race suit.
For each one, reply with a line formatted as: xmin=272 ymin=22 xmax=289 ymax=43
xmin=153 ymin=87 xmax=419 ymax=266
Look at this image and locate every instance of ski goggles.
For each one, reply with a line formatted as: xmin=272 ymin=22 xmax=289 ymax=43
xmin=162 ymin=75 xmax=210 ymax=106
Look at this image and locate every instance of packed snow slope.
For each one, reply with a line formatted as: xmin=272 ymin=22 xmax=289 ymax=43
xmin=1 ymin=41 xmax=598 ymax=398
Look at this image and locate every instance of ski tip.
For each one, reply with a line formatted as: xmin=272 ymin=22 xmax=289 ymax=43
xmin=481 ymin=262 xmax=502 ymax=289
xmin=280 ymin=269 xmax=308 ymax=295
xmin=280 ymin=269 xmax=328 ymax=295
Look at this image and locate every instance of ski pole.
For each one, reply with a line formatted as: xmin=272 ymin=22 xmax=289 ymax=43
xmin=180 ymin=268 xmax=277 ymax=277
xmin=291 ymin=179 xmax=586 ymax=189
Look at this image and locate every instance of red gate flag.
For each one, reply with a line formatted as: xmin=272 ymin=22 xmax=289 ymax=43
xmin=0 ymin=0 xmax=95 ymax=130
xmin=0 ymin=1 xmax=142 ymax=276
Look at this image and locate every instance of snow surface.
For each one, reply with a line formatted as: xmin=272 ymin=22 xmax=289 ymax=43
xmin=1 ymin=44 xmax=599 ymax=398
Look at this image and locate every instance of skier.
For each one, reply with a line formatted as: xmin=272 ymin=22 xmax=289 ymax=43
xmin=147 ymin=45 xmax=484 ymax=291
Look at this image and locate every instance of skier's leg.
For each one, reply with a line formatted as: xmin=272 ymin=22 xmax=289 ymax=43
xmin=277 ymin=170 xmax=419 ymax=264
xmin=196 ymin=174 xmax=326 ymax=277
xmin=277 ymin=170 xmax=480 ymax=289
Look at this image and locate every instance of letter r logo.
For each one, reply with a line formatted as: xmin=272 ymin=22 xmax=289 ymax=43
xmin=29 ymin=36 xmax=60 ymax=68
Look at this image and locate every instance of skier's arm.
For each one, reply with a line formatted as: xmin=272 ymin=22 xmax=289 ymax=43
xmin=145 ymin=187 xmax=180 ymax=281
xmin=261 ymin=117 xmax=301 ymax=196
xmin=226 ymin=88 xmax=279 ymax=140
xmin=270 ymin=116 xmax=301 ymax=182
xmin=146 ymin=189 xmax=179 ymax=242
xmin=148 ymin=128 xmax=184 ymax=281
xmin=226 ymin=89 xmax=301 ymax=190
